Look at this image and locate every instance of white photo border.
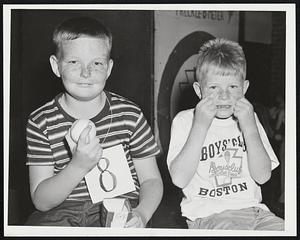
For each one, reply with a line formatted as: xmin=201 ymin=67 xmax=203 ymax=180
xmin=3 ymin=3 xmax=296 ymax=237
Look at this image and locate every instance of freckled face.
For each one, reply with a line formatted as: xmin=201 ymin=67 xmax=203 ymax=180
xmin=200 ymin=72 xmax=248 ymax=119
xmin=53 ymin=37 xmax=113 ymax=101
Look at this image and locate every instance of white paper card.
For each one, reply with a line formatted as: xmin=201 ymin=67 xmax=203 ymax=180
xmin=110 ymin=212 xmax=128 ymax=228
xmin=106 ymin=199 xmax=129 ymax=228
xmin=103 ymin=198 xmax=127 ymax=212
xmin=85 ymin=144 xmax=136 ymax=203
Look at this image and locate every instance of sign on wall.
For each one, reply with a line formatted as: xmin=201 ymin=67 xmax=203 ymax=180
xmin=154 ymin=10 xmax=239 ymax=154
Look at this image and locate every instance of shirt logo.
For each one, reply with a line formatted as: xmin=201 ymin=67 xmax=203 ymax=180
xmin=209 ymin=148 xmax=242 ymax=187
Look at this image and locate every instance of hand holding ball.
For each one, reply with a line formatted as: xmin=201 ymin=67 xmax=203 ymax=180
xmin=70 ymin=119 xmax=97 ymax=143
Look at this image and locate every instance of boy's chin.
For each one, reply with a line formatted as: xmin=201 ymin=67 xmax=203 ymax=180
xmin=215 ymin=110 xmax=234 ymax=119
xmin=71 ymin=92 xmax=103 ymax=102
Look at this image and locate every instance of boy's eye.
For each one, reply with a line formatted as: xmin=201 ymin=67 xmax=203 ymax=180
xmin=94 ymin=61 xmax=104 ymax=66
xmin=209 ymin=86 xmax=217 ymax=90
xmin=68 ymin=60 xmax=78 ymax=64
xmin=230 ymin=85 xmax=238 ymax=89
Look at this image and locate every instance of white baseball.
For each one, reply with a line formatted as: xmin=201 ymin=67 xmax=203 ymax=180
xmin=70 ymin=119 xmax=97 ymax=143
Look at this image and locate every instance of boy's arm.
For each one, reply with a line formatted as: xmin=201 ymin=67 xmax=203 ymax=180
xmin=168 ymin=118 xmax=209 ymax=188
xmin=168 ymin=93 xmax=217 ymax=188
xmin=234 ymin=98 xmax=272 ymax=184
xmin=29 ymin=163 xmax=88 ymax=211
xmin=125 ymin=156 xmax=163 ymax=228
xmin=29 ymin=126 xmax=103 ymax=211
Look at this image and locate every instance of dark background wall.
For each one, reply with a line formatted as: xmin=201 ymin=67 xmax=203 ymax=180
xmin=239 ymin=11 xmax=285 ymax=108
xmin=9 ymin=10 xmax=154 ymax=224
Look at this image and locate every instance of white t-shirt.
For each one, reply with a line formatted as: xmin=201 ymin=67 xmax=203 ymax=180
xmin=167 ymin=109 xmax=279 ymax=221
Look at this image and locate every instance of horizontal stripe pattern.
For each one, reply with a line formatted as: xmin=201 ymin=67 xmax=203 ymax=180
xmin=26 ymin=91 xmax=160 ymax=201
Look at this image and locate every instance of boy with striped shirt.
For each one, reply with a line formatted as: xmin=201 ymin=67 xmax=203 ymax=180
xmin=25 ymin=16 xmax=163 ymax=227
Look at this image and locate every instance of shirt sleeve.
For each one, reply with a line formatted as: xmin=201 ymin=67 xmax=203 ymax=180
xmin=166 ymin=110 xmax=192 ymax=170
xmin=255 ymin=113 xmax=280 ymax=170
xmin=129 ymin=111 xmax=160 ymax=160
xmin=26 ymin=118 xmax=54 ymax=166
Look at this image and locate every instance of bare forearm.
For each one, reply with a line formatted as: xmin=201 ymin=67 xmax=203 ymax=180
xmin=169 ymin=123 xmax=208 ymax=188
xmin=134 ymin=178 xmax=163 ymax=224
xmin=243 ymin=128 xmax=271 ymax=184
xmin=32 ymin=163 xmax=88 ymax=211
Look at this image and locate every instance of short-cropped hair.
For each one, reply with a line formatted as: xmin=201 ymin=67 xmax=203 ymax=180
xmin=196 ymin=38 xmax=246 ymax=82
xmin=53 ymin=16 xmax=112 ymax=58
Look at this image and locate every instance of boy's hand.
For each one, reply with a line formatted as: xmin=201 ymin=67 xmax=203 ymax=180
xmin=194 ymin=91 xmax=217 ymax=129
xmin=125 ymin=210 xmax=147 ymax=228
xmin=233 ymin=97 xmax=256 ymax=134
xmin=71 ymin=125 xmax=103 ymax=172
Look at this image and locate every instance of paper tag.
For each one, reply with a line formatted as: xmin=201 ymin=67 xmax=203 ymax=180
xmin=85 ymin=144 xmax=136 ymax=203
xmin=110 ymin=212 xmax=128 ymax=228
xmin=101 ymin=198 xmax=132 ymax=228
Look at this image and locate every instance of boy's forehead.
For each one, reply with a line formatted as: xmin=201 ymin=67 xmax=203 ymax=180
xmin=58 ymin=37 xmax=110 ymax=57
xmin=201 ymin=71 xmax=243 ymax=85
xmin=60 ymin=36 xmax=110 ymax=48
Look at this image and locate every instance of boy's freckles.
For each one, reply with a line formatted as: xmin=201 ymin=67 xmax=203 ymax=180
xmin=58 ymin=39 xmax=111 ymax=77
xmin=54 ymin=37 xmax=113 ymax=101
xmin=202 ymin=75 xmax=244 ymax=99
xmin=201 ymin=73 xmax=245 ymax=119
xmin=59 ymin=39 xmax=109 ymax=71
xmin=60 ymin=37 xmax=110 ymax=61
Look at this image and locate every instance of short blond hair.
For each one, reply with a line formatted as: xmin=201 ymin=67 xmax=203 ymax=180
xmin=196 ymin=38 xmax=246 ymax=83
xmin=53 ymin=16 xmax=112 ymax=59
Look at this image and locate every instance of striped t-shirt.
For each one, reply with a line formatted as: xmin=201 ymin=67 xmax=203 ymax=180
xmin=26 ymin=91 xmax=160 ymax=201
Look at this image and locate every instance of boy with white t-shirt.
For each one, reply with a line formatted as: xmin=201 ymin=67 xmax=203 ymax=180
xmin=167 ymin=38 xmax=284 ymax=230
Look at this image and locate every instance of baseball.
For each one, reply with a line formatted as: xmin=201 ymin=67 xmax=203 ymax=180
xmin=70 ymin=119 xmax=97 ymax=143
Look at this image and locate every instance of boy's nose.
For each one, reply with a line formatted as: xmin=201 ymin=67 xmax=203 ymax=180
xmin=218 ymin=89 xmax=230 ymax=100
xmin=80 ymin=65 xmax=91 ymax=78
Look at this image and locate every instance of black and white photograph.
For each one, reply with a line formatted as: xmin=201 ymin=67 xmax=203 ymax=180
xmin=3 ymin=3 xmax=296 ymax=237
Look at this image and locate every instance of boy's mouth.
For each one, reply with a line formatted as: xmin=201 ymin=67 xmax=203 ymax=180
xmin=77 ymin=83 xmax=93 ymax=87
xmin=216 ymin=104 xmax=232 ymax=109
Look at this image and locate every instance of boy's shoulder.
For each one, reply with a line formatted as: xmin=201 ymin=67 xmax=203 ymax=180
xmin=108 ymin=91 xmax=141 ymax=112
xmin=28 ymin=95 xmax=60 ymax=121
xmin=173 ymin=108 xmax=194 ymax=121
xmin=171 ymin=109 xmax=195 ymax=128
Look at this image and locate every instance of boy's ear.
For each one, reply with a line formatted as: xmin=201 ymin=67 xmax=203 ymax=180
xmin=193 ymin=81 xmax=202 ymax=99
xmin=243 ymin=80 xmax=250 ymax=94
xmin=49 ymin=55 xmax=61 ymax=78
xmin=105 ymin=59 xmax=114 ymax=79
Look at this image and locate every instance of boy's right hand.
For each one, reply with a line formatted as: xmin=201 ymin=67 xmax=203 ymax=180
xmin=194 ymin=91 xmax=217 ymax=129
xmin=70 ymin=125 xmax=103 ymax=172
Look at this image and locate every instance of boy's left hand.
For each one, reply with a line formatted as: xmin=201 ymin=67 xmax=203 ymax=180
xmin=124 ymin=210 xmax=147 ymax=228
xmin=233 ymin=97 xmax=256 ymax=134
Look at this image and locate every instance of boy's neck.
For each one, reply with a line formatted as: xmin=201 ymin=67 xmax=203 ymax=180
xmin=59 ymin=92 xmax=106 ymax=119
xmin=215 ymin=116 xmax=234 ymax=120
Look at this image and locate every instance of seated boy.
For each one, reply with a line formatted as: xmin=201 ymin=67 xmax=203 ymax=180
xmin=25 ymin=16 xmax=163 ymax=227
xmin=167 ymin=38 xmax=284 ymax=230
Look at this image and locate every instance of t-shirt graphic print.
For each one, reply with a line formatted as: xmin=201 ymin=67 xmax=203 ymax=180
xmin=209 ymin=147 xmax=243 ymax=187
